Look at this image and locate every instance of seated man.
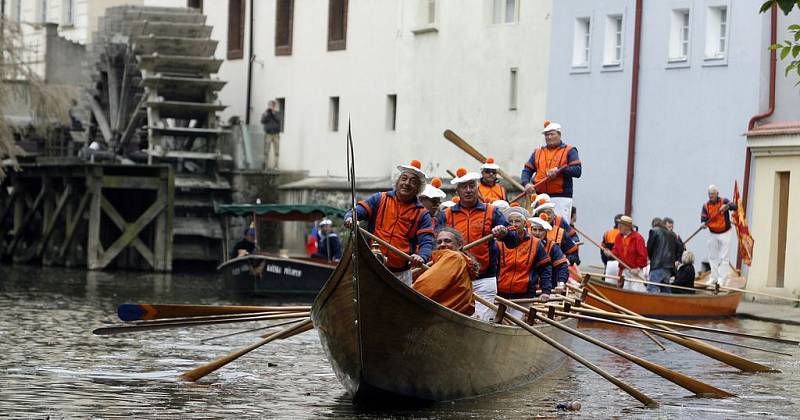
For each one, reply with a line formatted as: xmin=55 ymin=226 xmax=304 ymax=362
xmin=413 ymin=227 xmax=476 ymax=316
xmin=311 ymin=219 xmax=342 ymax=261
xmin=231 ymin=227 xmax=257 ymax=258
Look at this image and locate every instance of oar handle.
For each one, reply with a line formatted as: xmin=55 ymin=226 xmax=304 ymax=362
xmin=359 ymin=227 xmax=430 ymax=270
xmin=683 ymin=224 xmax=705 ymax=245
xmin=462 ymin=225 xmax=517 ymax=251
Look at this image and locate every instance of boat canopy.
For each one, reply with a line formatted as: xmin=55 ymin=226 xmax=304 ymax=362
xmin=217 ymin=203 xmax=346 ymax=222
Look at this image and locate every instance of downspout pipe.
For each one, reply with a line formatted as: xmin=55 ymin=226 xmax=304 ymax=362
xmin=244 ymin=0 xmax=255 ymax=124
xmin=624 ymin=0 xmax=643 ymax=215
xmin=740 ymin=5 xmax=777 ymax=268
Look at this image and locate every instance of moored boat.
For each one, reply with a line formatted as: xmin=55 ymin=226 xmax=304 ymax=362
xmin=311 ymin=229 xmax=577 ymax=402
xmin=585 ymin=280 xmax=741 ymax=319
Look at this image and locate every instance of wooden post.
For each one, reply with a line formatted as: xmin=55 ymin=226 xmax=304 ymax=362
xmin=86 ymin=168 xmax=103 ymax=269
xmin=493 ymin=303 xmax=507 ymax=324
xmin=547 ymin=306 xmax=556 ymax=319
xmin=153 ymin=167 xmax=168 ymax=271
xmin=525 ymin=305 xmax=538 ymax=325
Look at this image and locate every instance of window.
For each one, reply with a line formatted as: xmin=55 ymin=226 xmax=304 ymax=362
xmin=705 ymin=6 xmax=728 ymax=59
xmin=386 ymin=95 xmax=397 ymax=131
xmin=276 ymin=98 xmax=286 ymax=132
xmin=669 ymin=9 xmax=690 ymax=61
xmin=509 ymin=68 xmax=518 ymax=110
xmin=13 ymin=0 xmax=23 ymax=21
xmin=425 ymin=0 xmax=436 ymax=24
xmin=329 ymin=97 xmax=340 ymax=132
xmin=275 ymin=0 xmax=294 ymax=56
xmin=328 ymin=0 xmax=348 ymax=51
xmin=187 ymin=0 xmax=203 ymax=12
xmin=603 ymin=15 xmax=623 ymax=66
xmin=62 ymin=0 xmax=75 ymax=25
xmin=572 ymin=17 xmax=591 ymax=68
xmin=227 ymin=0 xmax=245 ymax=59
xmin=38 ymin=0 xmax=48 ymax=23
xmin=492 ymin=0 xmax=518 ymax=24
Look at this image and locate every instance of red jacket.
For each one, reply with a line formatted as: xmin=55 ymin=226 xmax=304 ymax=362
xmin=612 ymin=231 xmax=648 ymax=271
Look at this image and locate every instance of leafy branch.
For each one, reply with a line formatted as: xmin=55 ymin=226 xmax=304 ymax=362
xmin=760 ymin=1 xmax=800 ymax=87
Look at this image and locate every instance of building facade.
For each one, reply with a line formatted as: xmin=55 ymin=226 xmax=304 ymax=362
xmin=546 ymin=0 xmax=800 ymax=267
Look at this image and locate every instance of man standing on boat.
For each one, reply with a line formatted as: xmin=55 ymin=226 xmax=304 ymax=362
xmin=413 ymin=227 xmax=477 ymax=316
xmin=344 ymin=160 xmax=434 ymax=286
xmin=605 ymin=215 xmax=648 ymax=290
xmin=436 ymin=167 xmax=520 ymax=321
xmin=312 ymin=219 xmax=342 ymax=262
xmin=478 ymin=158 xmax=507 ymax=203
xmin=701 ymin=185 xmax=737 ymax=285
xmin=521 ymin=121 xmax=582 ymax=221
xmin=497 ymin=206 xmax=552 ymax=319
xmin=646 ymin=218 xmax=679 ymax=293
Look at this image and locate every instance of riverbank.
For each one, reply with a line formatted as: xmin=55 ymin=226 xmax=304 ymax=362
xmin=737 ymin=300 xmax=800 ymax=325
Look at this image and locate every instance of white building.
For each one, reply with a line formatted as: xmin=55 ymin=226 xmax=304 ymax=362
xmin=203 ymin=0 xmax=553 ymax=182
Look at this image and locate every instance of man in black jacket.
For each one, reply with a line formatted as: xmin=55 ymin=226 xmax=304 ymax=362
xmin=261 ymin=100 xmax=282 ymax=170
xmin=646 ymin=219 xmax=679 ymax=293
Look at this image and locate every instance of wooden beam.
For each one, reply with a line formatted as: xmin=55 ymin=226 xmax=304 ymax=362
xmin=96 ymin=198 xmax=165 ymax=268
xmin=58 ymin=189 xmax=90 ymax=261
xmin=86 ymin=173 xmax=103 ymax=269
xmin=37 ymin=185 xmax=72 ymax=257
xmin=6 ymin=185 xmax=46 ymax=256
xmin=102 ymin=175 xmax=162 ymax=190
xmin=116 ymin=95 xmax=146 ymax=153
xmin=106 ymin=56 xmax=121 ymax=134
xmin=0 ymin=191 xmax=17 ymax=226
xmin=88 ymin=95 xmax=113 ymax=142
xmin=100 ymin=196 xmax=155 ymax=268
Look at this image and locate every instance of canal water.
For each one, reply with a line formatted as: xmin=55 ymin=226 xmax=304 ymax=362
xmin=1 ymin=264 xmax=799 ymax=419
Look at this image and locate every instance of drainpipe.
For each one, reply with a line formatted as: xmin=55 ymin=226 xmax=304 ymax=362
xmin=624 ymin=0 xmax=643 ymax=215
xmin=244 ymin=0 xmax=255 ymax=124
xmin=740 ymin=5 xmax=777 ymax=268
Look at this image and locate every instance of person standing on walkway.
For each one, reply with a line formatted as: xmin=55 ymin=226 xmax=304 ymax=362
xmin=521 ymin=121 xmax=582 ymax=221
xmin=646 ymin=218 xmax=679 ymax=293
xmin=701 ymin=184 xmax=737 ymax=285
xmin=261 ymin=100 xmax=282 ymax=170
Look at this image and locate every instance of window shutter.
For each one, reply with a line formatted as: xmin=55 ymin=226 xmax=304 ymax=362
xmin=227 ymin=0 xmax=245 ymax=60
xmin=275 ymin=0 xmax=294 ymax=56
xmin=327 ymin=0 xmax=348 ymax=51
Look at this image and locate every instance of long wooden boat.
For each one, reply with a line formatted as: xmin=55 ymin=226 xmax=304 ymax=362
xmin=311 ymin=229 xmax=577 ymax=402
xmin=217 ymin=253 xmax=336 ymax=295
xmin=585 ymin=280 xmax=741 ymax=318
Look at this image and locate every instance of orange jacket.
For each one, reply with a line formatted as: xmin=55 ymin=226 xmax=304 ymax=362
xmin=521 ymin=143 xmax=582 ymax=197
xmin=497 ymin=235 xmax=552 ymax=294
xmin=702 ymin=198 xmax=736 ymax=234
xmin=479 ymin=181 xmax=507 ymax=203
xmin=413 ymin=249 xmax=476 ymax=315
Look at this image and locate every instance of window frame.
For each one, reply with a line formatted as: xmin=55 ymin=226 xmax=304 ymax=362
xmin=491 ymin=0 xmax=520 ymax=25
xmin=62 ymin=0 xmax=75 ymax=26
xmin=703 ymin=3 xmax=730 ymax=65
xmin=667 ymin=6 xmax=692 ymax=68
xmin=275 ymin=0 xmax=294 ymax=56
xmin=329 ymin=97 xmax=340 ymax=132
xmin=327 ymin=0 xmax=348 ymax=51
xmin=386 ymin=94 xmax=397 ymax=131
xmin=602 ymin=13 xmax=624 ymax=69
xmin=227 ymin=0 xmax=246 ymax=60
xmin=571 ymin=16 xmax=592 ymax=72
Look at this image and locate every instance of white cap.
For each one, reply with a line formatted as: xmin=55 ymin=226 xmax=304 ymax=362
xmin=397 ymin=161 xmax=428 ymax=180
xmin=529 ymin=217 xmax=553 ymax=231
xmin=504 ymin=206 xmax=530 ymax=219
xmin=492 ymin=200 xmax=510 ymax=210
xmin=450 ymin=171 xmax=481 ymax=185
xmin=89 ymin=141 xmax=101 ymax=150
xmin=533 ymin=202 xmax=556 ymax=215
xmin=319 ymin=218 xmax=333 ymax=226
xmin=420 ymin=183 xmax=446 ymax=199
xmin=440 ymin=200 xmax=456 ymax=209
xmin=542 ymin=122 xmax=562 ymax=134
xmin=481 ymin=158 xmax=500 ymax=170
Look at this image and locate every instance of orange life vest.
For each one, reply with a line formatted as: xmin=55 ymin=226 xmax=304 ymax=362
xmin=479 ymin=182 xmax=507 ymax=203
xmin=498 ymin=236 xmax=542 ymax=294
xmin=370 ymin=192 xmax=426 ymax=270
xmin=533 ymin=145 xmax=573 ymax=194
xmin=443 ymin=204 xmax=496 ymax=273
xmin=546 ymin=216 xmax=566 ymax=247
xmin=603 ymin=228 xmax=620 ymax=248
xmin=704 ymin=200 xmax=729 ymax=233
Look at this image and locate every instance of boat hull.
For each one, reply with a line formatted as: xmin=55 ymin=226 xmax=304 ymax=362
xmin=217 ymin=254 xmax=335 ymax=296
xmin=585 ymin=280 xmax=741 ymax=318
xmin=312 ymin=232 xmax=577 ymax=402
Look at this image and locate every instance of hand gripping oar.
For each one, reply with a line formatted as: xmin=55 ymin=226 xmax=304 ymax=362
xmin=179 ymin=318 xmax=314 ymax=382
xmin=443 ymin=129 xmax=526 ymax=191
xmin=495 ymin=296 xmax=734 ymax=398
xmin=580 ymin=283 xmax=779 ymax=373
xmin=474 ymin=294 xmax=658 ymax=407
xmin=93 ymin=312 xmax=310 ymax=335
xmin=117 ymin=303 xmax=311 ymax=322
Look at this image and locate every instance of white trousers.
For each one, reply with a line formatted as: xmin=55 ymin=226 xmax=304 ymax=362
xmin=604 ymin=261 xmax=620 ymax=284
xmin=394 ymin=270 xmax=413 ymax=287
xmin=622 ymin=268 xmax=648 ymax=293
xmin=472 ymin=276 xmax=498 ymax=321
xmin=550 ymin=197 xmax=573 ymax=223
xmin=707 ymin=229 xmax=733 ymax=285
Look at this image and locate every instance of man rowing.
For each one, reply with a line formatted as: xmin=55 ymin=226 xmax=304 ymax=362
xmin=531 ymin=195 xmax=579 ymax=265
xmin=497 ymin=206 xmax=552 ymax=319
xmin=344 ymin=160 xmax=434 ymax=286
xmin=521 ymin=121 xmax=582 ymax=221
xmin=413 ymin=227 xmax=476 ymax=316
xmin=436 ymin=167 xmax=520 ymax=321
xmin=529 ymin=215 xmax=569 ymax=291
xmin=478 ymin=157 xmax=507 ymax=202
xmin=701 ymin=184 xmax=737 ymax=285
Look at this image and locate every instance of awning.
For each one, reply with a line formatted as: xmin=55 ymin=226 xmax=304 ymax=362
xmin=217 ymin=203 xmax=346 ymax=221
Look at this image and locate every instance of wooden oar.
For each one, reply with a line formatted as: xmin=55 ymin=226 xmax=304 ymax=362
xmin=179 ymin=318 xmax=314 ymax=382
xmin=582 ymin=283 xmax=778 ymax=373
xmin=446 ymin=169 xmax=456 ymax=178
xmin=200 ymin=319 xmax=305 ymax=343
xmin=462 ymin=226 xmax=518 ymax=251
xmin=585 ymin=271 xmax=705 ymax=294
xmin=683 ymin=224 xmax=706 ymax=245
xmin=122 ymin=311 xmax=286 ymax=326
xmin=443 ymin=129 xmax=526 ymax=191
xmin=474 ymin=294 xmax=658 ymax=407
xmin=496 ymin=296 xmax=734 ymax=397
xmin=694 ymin=282 xmax=800 ymax=304
xmin=530 ymin=302 xmax=793 ymax=357
xmin=117 ymin=303 xmax=311 ymax=322
xmin=94 ymin=312 xmax=310 ymax=335
xmin=571 ymin=225 xmax=651 ymax=283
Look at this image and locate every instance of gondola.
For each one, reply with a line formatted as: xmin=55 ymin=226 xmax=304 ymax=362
xmin=311 ymin=228 xmax=577 ymax=402
xmin=585 ymin=279 xmax=741 ymax=319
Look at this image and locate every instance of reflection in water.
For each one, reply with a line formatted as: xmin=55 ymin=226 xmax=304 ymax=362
xmin=1 ymin=264 xmax=799 ymax=418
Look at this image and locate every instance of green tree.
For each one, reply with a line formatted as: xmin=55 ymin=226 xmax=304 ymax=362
xmin=761 ymin=1 xmax=800 ymax=86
